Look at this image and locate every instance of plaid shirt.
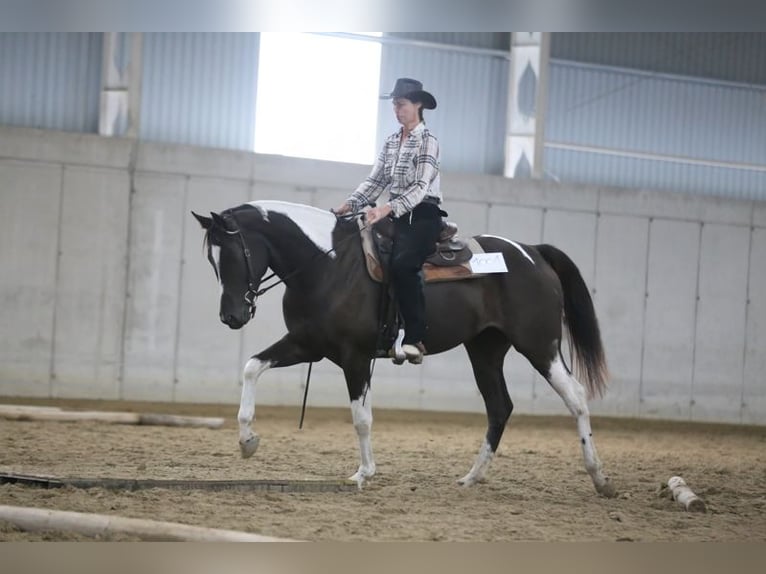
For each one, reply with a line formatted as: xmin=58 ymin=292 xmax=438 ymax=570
xmin=347 ymin=122 xmax=441 ymax=218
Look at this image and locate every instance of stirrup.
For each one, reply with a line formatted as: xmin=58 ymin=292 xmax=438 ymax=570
xmin=389 ymin=329 xmax=406 ymax=365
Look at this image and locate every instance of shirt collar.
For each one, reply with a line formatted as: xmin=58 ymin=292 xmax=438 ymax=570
xmin=399 ymin=122 xmax=426 ymax=140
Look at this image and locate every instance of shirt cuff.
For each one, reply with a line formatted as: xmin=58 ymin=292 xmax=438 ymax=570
xmin=388 ymin=200 xmax=407 ymax=218
xmin=346 ymin=197 xmax=361 ymax=212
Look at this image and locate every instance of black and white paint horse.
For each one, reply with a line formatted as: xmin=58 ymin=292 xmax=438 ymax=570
xmin=193 ymin=200 xmax=615 ymax=497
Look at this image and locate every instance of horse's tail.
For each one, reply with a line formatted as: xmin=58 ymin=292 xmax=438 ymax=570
xmin=535 ymin=244 xmax=609 ymax=399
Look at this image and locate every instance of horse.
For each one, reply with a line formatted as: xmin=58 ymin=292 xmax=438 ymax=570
xmin=192 ymin=200 xmax=616 ymax=497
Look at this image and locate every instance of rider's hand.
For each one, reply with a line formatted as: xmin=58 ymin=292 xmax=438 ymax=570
xmin=365 ymin=204 xmax=393 ymax=225
xmin=333 ymin=202 xmax=352 ymax=216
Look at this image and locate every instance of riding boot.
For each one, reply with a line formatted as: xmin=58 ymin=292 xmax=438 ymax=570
xmin=402 ymin=342 xmax=427 ymax=364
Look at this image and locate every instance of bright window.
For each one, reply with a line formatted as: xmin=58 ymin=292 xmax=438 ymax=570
xmin=254 ymin=33 xmax=382 ymax=165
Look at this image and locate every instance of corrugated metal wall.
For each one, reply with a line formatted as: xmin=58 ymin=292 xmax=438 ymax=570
xmin=0 ymin=33 xmax=102 ymax=134
xmin=2 ymin=32 xmax=764 ymax=196
xmin=552 ymin=33 xmax=766 ymax=87
xmin=545 ymin=60 xmax=766 ymax=199
xmin=141 ymin=33 xmax=259 ymax=151
xmin=544 ymin=148 xmax=766 ymax=200
xmin=379 ymin=43 xmax=508 ymax=175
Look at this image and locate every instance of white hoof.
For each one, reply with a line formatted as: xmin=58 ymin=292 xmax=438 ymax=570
xmin=348 ymin=466 xmax=375 ymax=490
xmin=457 ymin=473 xmax=485 ymax=487
xmin=596 ymin=477 xmax=617 ymax=498
xmin=239 ymin=434 xmax=260 ymax=459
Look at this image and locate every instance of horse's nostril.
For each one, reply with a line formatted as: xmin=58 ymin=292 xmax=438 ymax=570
xmin=220 ymin=313 xmax=245 ymax=329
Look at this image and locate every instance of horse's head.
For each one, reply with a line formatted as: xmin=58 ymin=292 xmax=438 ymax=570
xmin=192 ymin=210 xmax=270 ymax=329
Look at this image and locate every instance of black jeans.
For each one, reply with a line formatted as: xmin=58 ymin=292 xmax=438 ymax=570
xmin=390 ymin=202 xmax=442 ymax=345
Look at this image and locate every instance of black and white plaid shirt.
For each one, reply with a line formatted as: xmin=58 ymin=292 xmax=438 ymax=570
xmin=347 ymin=122 xmax=441 ymax=218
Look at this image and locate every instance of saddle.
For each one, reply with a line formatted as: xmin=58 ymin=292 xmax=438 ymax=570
xmin=358 ymin=217 xmax=485 ymax=284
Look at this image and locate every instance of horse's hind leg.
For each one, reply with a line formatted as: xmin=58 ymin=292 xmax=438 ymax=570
xmin=459 ymin=329 xmax=512 ymax=486
xmin=538 ymin=351 xmax=615 ymax=497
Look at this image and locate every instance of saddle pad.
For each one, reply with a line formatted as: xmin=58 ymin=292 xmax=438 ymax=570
xmin=358 ymin=220 xmax=486 ymax=284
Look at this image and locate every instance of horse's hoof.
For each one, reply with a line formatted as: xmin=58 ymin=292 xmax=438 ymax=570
xmin=348 ymin=473 xmax=367 ymax=491
xmin=597 ymin=478 xmax=617 ymax=498
xmin=239 ymin=434 xmax=260 ymax=459
xmin=457 ymin=475 xmax=474 ymax=487
xmin=458 ymin=473 xmax=485 ymax=487
xmin=349 ymin=467 xmax=375 ymax=490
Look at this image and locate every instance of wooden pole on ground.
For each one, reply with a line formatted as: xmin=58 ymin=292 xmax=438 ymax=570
xmin=0 ymin=505 xmax=297 ymax=542
xmin=0 ymin=405 xmax=224 ymax=429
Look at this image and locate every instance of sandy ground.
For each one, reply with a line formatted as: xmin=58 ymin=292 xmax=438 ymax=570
xmin=1 ymin=398 xmax=765 ymax=541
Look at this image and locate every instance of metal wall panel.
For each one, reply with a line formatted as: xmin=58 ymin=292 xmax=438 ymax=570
xmin=141 ymin=33 xmax=259 ymax=151
xmin=52 ymin=167 xmax=129 ymax=400
xmin=121 ymin=173 xmax=187 ymax=402
xmin=743 ymin=228 xmax=766 ymax=425
xmin=0 ymin=33 xmax=101 ymax=133
xmin=691 ymin=223 xmax=750 ymax=422
xmin=641 ymin=219 xmax=701 ymax=420
xmin=0 ymin=162 xmax=63 ymax=396
xmin=591 ymin=214 xmax=649 ymax=418
xmin=552 ymin=33 xmax=766 ymax=86
xmin=379 ymin=44 xmax=508 ymax=175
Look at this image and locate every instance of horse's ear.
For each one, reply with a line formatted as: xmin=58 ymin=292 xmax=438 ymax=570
xmin=210 ymin=212 xmax=227 ymax=229
xmin=191 ymin=211 xmax=212 ymax=229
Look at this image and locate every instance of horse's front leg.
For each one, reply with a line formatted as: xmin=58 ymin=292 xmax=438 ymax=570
xmin=238 ymin=335 xmax=316 ymax=458
xmin=343 ymin=359 xmax=376 ymax=489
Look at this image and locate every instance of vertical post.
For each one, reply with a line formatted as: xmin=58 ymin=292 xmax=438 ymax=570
xmin=99 ymin=33 xmax=143 ymax=138
xmin=505 ymin=32 xmax=550 ymax=179
xmin=127 ymin=33 xmax=143 ymax=138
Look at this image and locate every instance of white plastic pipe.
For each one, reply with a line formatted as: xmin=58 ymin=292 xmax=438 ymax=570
xmin=668 ymin=476 xmax=706 ymax=513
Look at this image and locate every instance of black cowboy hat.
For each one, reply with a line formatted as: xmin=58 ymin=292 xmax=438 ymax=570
xmin=380 ymin=77 xmax=437 ymax=110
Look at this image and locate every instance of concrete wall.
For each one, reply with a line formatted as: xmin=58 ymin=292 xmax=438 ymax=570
xmin=1 ymin=125 xmax=764 ymax=425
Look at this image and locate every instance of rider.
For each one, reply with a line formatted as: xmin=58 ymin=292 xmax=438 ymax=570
xmin=334 ymin=78 xmax=443 ymax=365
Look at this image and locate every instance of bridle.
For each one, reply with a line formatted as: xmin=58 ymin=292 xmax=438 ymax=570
xmin=218 ymin=209 xmax=367 ymax=319
xmin=218 ymin=212 xmax=262 ymax=318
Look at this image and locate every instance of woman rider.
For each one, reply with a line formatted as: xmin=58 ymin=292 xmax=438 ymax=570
xmin=334 ymin=78 xmax=443 ymax=364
